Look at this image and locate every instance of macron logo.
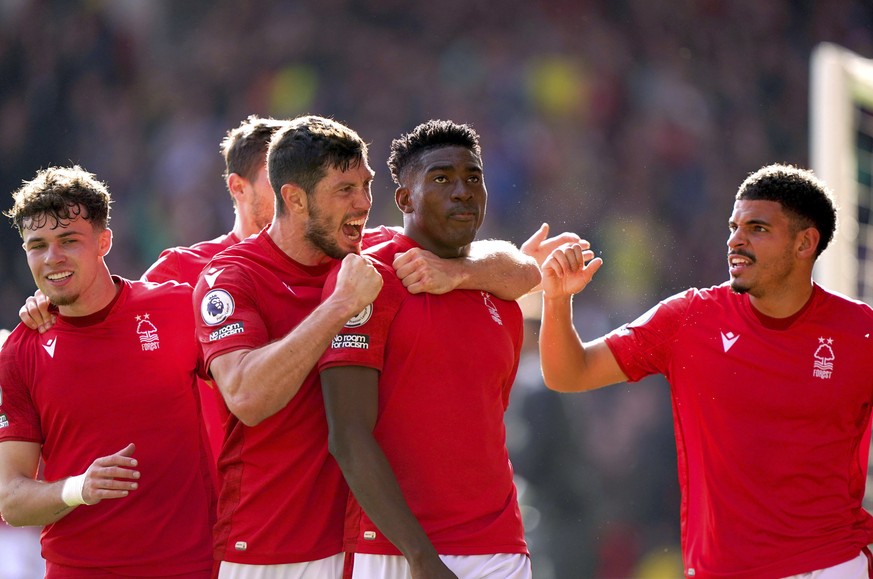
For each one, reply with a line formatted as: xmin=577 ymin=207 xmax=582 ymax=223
xmin=204 ymin=268 xmax=224 ymax=289
xmin=721 ymin=331 xmax=739 ymax=353
xmin=42 ymin=338 xmax=57 ymax=358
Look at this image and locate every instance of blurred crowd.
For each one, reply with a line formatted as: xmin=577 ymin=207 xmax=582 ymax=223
xmin=1 ymin=1 xmax=871 ymax=577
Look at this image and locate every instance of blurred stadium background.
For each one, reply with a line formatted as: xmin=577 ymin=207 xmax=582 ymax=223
xmin=0 ymin=1 xmax=871 ymax=577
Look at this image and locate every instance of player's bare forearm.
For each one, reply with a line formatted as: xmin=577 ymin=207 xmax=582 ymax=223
xmin=0 ymin=442 xmax=139 ymax=526
xmin=395 ymin=241 xmax=539 ymax=300
xmin=212 ymin=255 xmax=382 ymax=426
xmin=322 ymin=367 xmax=456 ymax=578
xmin=539 ymin=295 xmax=628 ymax=392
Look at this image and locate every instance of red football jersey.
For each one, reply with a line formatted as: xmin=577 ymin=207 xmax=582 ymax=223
xmin=319 ymin=233 xmax=528 ymax=556
xmin=605 ymin=283 xmax=873 ymax=578
xmin=193 ymin=230 xmax=347 ymax=564
xmin=142 ymin=232 xmax=241 ymax=462
xmin=0 ymin=278 xmax=215 ymax=575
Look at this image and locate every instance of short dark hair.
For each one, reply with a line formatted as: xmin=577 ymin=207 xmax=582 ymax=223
xmin=5 ymin=165 xmax=112 ymax=236
xmin=267 ymin=115 xmax=368 ymax=215
xmin=221 ymin=115 xmax=286 ymax=197
xmin=387 ymin=120 xmax=482 ymax=186
xmin=736 ymin=163 xmax=837 ymax=257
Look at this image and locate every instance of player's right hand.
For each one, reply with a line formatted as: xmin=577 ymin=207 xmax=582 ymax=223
xmin=409 ymin=556 xmax=459 ymax=579
xmin=19 ymin=289 xmax=55 ymax=333
xmin=542 ymin=242 xmax=603 ymax=299
xmin=334 ymin=253 xmax=383 ymax=318
xmin=81 ymin=443 xmax=140 ymax=505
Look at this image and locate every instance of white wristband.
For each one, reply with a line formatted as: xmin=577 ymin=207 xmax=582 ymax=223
xmin=61 ymin=473 xmax=87 ymax=507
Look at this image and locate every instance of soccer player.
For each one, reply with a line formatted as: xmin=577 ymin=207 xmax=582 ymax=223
xmin=143 ymin=114 xmax=285 ymax=284
xmin=0 ymin=166 xmax=215 ymax=577
xmin=194 ymin=115 xmax=543 ymax=579
xmin=319 ymin=120 xmax=534 ymax=579
xmin=539 ymin=163 xmax=873 ymax=578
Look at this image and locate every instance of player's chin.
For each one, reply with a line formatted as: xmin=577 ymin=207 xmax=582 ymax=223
xmin=729 ymin=277 xmax=750 ymax=295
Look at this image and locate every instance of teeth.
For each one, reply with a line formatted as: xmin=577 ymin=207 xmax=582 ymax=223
xmin=345 ymin=218 xmax=366 ymax=227
xmin=47 ymin=272 xmax=72 ymax=281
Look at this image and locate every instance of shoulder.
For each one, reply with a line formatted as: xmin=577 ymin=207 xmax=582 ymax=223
xmin=0 ymin=324 xmax=37 ymax=357
xmin=126 ymin=278 xmax=194 ymax=311
xmin=813 ymin=283 xmax=873 ymax=322
xmin=362 ymin=225 xmax=401 ymax=250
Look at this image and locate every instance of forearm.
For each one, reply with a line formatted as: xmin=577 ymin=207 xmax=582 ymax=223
xmin=221 ymin=295 xmax=363 ymax=425
xmin=0 ymin=476 xmax=74 ymax=527
xmin=330 ymin=433 xmax=439 ymax=566
xmin=539 ymin=295 xmax=591 ymax=392
xmin=457 ymin=240 xmax=540 ymax=300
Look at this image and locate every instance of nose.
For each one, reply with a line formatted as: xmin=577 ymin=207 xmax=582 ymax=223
xmin=727 ymin=228 xmax=744 ymax=250
xmin=44 ymin=241 xmax=65 ymax=264
xmin=355 ymin=187 xmax=372 ymax=211
xmin=451 ymin=182 xmax=473 ymax=201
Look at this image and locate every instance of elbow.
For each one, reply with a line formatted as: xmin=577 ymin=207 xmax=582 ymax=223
xmin=326 ymin=429 xmax=355 ymax=469
xmin=542 ymin=377 xmax=573 ymax=393
xmin=0 ymin=494 xmax=26 ymax=528
xmin=542 ymin=372 xmax=586 ymax=393
xmin=524 ymin=265 xmax=543 ymax=293
xmin=225 ymin=393 xmax=269 ymax=427
xmin=0 ymin=510 xmax=27 ymax=528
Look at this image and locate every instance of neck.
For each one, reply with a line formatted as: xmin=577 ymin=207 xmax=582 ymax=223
xmin=402 ymin=226 xmax=470 ymax=259
xmin=59 ymin=266 xmax=118 ymax=317
xmin=268 ymin=217 xmax=332 ymax=266
xmin=748 ymin=278 xmax=814 ymax=318
xmin=231 ymin=213 xmax=259 ymax=240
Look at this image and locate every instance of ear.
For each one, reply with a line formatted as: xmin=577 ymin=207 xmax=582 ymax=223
xmin=395 ymin=186 xmax=413 ymax=214
xmin=796 ymin=227 xmax=820 ymax=259
xmin=282 ymin=183 xmax=308 ymax=215
xmin=227 ymin=173 xmax=247 ymax=203
xmin=98 ymin=228 xmax=113 ymax=258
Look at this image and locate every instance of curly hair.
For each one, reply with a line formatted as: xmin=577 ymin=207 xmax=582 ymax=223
xmin=5 ymin=165 xmax=112 ymax=235
xmin=736 ymin=163 xmax=837 ymax=257
xmin=387 ymin=120 xmax=481 ymax=186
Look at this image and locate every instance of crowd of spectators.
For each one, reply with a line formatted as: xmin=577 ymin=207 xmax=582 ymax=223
xmin=1 ymin=1 xmax=871 ymax=577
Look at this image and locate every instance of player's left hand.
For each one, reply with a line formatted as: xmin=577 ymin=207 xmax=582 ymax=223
xmin=542 ymin=242 xmax=603 ymax=299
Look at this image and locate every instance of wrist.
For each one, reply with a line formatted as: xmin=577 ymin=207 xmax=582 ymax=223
xmin=61 ymin=473 xmax=88 ymax=507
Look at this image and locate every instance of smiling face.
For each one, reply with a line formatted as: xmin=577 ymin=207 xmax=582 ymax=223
xmin=397 ymin=145 xmax=486 ymax=258
xmin=727 ymin=199 xmax=807 ymax=299
xmin=303 ymin=158 xmax=374 ymax=260
xmin=22 ymin=210 xmax=114 ymax=316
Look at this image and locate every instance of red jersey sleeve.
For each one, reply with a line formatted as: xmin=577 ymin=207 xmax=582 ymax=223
xmin=142 ymin=248 xmax=181 ymax=284
xmin=0 ymin=330 xmax=43 ymax=443
xmin=604 ymin=288 xmax=695 ymax=382
xmin=193 ymin=263 xmax=271 ymax=372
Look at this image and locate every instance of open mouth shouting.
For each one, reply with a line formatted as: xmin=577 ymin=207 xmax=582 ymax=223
xmin=342 ymin=215 xmax=368 ymax=243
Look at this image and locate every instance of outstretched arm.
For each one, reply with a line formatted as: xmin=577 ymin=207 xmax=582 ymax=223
xmin=0 ymin=441 xmax=140 ymax=527
xmin=210 ymin=253 xmax=383 ymax=427
xmin=321 ymin=366 xmax=457 ymax=579
xmin=539 ymin=242 xmax=627 ymax=392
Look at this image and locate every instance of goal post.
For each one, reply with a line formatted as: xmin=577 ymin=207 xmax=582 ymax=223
xmin=810 ymin=42 xmax=873 ymax=302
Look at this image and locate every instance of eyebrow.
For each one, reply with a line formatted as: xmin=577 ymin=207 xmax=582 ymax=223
xmin=729 ymin=217 xmax=771 ymax=227
xmin=426 ymin=163 xmax=482 ymax=173
xmin=26 ymin=230 xmax=83 ymax=245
